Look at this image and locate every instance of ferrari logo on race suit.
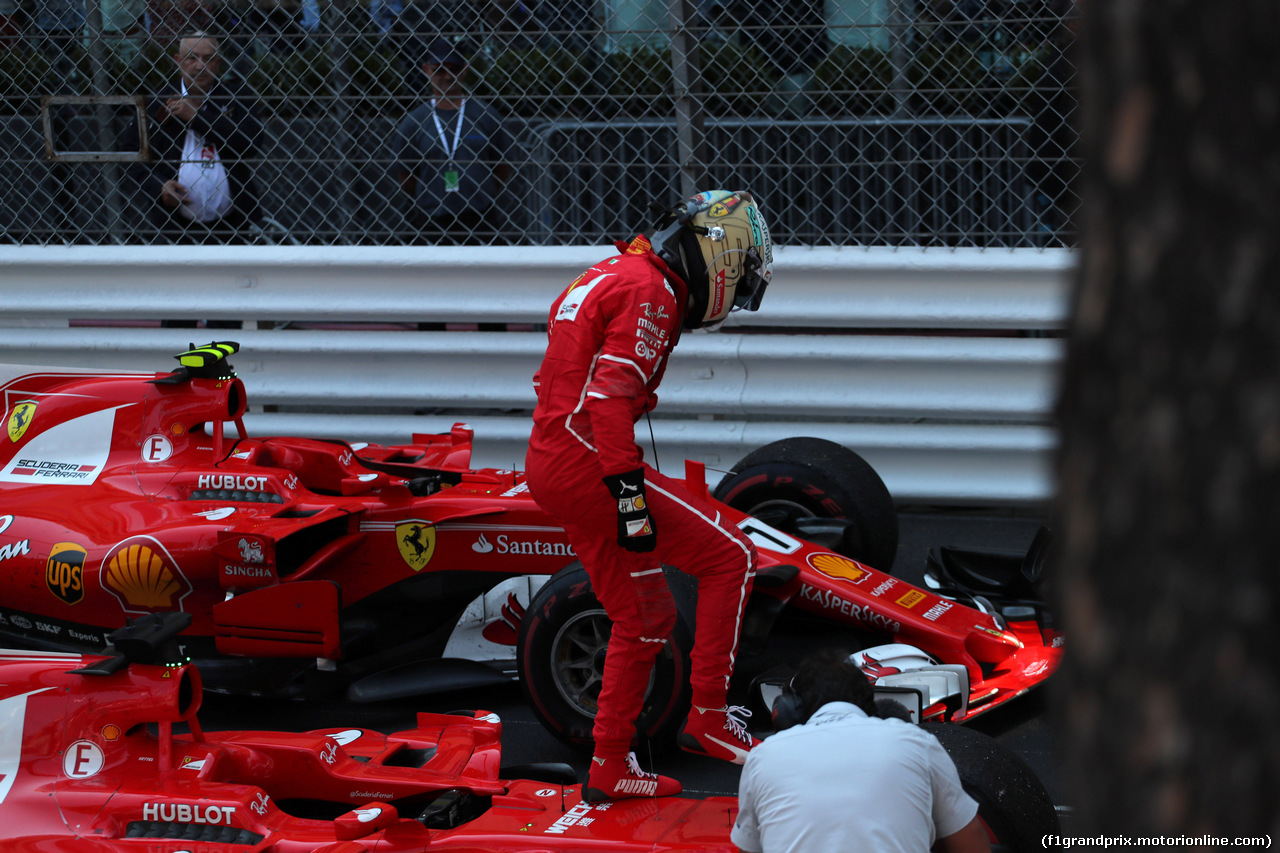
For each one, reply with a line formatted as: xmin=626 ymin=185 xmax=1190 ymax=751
xmin=397 ymin=521 xmax=436 ymax=572
xmin=6 ymin=401 xmax=36 ymax=443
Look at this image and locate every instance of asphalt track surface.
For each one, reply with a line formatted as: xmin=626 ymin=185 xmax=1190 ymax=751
xmin=198 ymin=509 xmax=1066 ymax=824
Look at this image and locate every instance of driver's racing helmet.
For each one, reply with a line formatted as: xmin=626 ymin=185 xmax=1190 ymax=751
xmin=650 ymin=189 xmax=774 ymax=330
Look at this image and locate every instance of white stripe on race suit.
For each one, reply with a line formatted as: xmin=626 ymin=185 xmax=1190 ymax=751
xmin=564 ymin=341 xmax=662 ymax=454
xmin=564 ymin=353 xmax=603 ymax=454
xmin=598 ymin=353 xmax=649 ymax=384
xmin=645 ymin=479 xmax=757 ymax=692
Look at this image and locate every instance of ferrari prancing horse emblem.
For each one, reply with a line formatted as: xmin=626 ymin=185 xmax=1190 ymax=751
xmin=396 ymin=520 xmax=437 ymax=572
xmin=7 ymin=401 xmax=36 ymax=442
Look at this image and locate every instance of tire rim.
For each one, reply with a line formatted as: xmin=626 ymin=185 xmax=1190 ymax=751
xmin=548 ymin=608 xmax=657 ymax=719
xmin=549 ymin=608 xmax=611 ymax=717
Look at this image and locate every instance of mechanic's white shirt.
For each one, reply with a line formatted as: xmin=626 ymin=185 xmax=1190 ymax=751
xmin=732 ymin=702 xmax=978 ymax=853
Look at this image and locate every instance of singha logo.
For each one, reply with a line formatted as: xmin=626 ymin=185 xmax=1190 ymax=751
xmin=237 ymin=538 xmax=264 ymax=564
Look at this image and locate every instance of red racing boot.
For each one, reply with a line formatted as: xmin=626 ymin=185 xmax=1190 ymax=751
xmin=584 ymin=752 xmax=682 ymax=802
xmin=678 ymin=704 xmax=760 ymax=765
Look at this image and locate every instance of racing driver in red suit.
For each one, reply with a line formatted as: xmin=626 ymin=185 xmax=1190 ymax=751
xmin=526 ymin=190 xmax=775 ymax=801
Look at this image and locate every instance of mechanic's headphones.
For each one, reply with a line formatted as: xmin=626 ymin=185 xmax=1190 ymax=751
xmin=770 ymin=677 xmax=807 ymax=731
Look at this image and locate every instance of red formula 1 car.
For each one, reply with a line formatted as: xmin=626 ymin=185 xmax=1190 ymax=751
xmin=0 ymin=612 xmax=744 ymax=853
xmin=0 ymin=613 xmax=1058 ymax=852
xmin=0 ymin=344 xmax=1062 ymax=748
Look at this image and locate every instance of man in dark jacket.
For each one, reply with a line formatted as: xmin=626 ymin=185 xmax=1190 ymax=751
xmin=121 ymin=31 xmax=263 ymax=243
xmin=394 ymin=38 xmax=511 ymax=246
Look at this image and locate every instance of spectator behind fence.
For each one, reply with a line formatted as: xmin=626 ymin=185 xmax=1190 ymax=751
xmin=732 ymin=648 xmax=991 ymax=853
xmin=394 ymin=38 xmax=512 ymax=246
xmin=120 ymin=30 xmax=264 ymax=244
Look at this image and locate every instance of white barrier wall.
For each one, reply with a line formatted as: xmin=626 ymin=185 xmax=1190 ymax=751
xmin=0 ymin=245 xmax=1075 ymax=505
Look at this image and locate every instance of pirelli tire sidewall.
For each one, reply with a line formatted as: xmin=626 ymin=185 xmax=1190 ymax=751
xmin=924 ymin=722 xmax=1060 ymax=852
xmin=517 ymin=561 xmax=696 ymax=751
xmin=713 ymin=436 xmax=899 ymax=572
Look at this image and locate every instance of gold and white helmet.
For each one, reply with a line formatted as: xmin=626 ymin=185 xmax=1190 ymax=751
xmin=651 ymin=190 xmax=774 ymax=330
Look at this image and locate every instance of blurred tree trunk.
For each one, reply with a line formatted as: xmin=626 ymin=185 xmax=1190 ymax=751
xmin=1054 ymin=0 xmax=1280 ymax=834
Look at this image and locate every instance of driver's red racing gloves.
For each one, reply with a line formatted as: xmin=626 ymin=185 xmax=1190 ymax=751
xmin=679 ymin=704 xmax=761 ymax=765
xmin=585 ymin=752 xmax=682 ymax=802
xmin=603 ymin=468 xmax=657 ymax=552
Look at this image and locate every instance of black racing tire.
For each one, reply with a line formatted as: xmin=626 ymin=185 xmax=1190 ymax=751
xmin=925 ymin=723 xmax=1060 ymax=853
xmin=713 ymin=437 xmax=899 ymax=572
xmin=516 ymin=562 xmax=696 ymax=751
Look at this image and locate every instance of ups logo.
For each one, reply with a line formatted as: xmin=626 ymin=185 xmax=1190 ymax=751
xmin=47 ymin=542 xmax=87 ymax=605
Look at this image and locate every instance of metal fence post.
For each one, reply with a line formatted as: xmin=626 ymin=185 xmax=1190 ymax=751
xmin=668 ymin=0 xmax=705 ymax=196
xmin=323 ymin=0 xmax=357 ymax=242
xmin=889 ymin=0 xmax=916 ymax=119
xmin=84 ymin=0 xmax=125 ymax=242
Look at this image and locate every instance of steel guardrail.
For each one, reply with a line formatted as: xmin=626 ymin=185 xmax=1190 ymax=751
xmin=0 ymin=246 xmax=1073 ymax=504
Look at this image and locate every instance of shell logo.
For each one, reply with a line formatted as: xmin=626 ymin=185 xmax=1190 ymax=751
xmin=102 ymin=536 xmax=192 ymax=613
xmin=807 ymin=552 xmax=869 ymax=585
xmin=102 ymin=724 xmax=121 ymax=741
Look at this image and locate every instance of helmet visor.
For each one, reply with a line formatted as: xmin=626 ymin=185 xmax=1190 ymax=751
xmin=733 ymin=246 xmax=768 ymax=312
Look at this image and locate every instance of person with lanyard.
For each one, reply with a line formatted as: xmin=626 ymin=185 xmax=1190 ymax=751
xmin=394 ymin=39 xmax=512 ymax=246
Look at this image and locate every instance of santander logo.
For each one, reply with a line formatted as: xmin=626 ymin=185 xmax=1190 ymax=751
xmin=472 ymin=534 xmax=494 ymax=553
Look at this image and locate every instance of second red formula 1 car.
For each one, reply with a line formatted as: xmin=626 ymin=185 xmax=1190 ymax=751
xmin=0 ymin=612 xmax=746 ymax=852
xmin=0 ymin=613 xmax=1059 ymax=852
xmin=0 ymin=344 xmax=1062 ymax=748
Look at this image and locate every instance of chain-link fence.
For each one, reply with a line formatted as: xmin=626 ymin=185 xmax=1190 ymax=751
xmin=0 ymin=0 xmax=1078 ymax=247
